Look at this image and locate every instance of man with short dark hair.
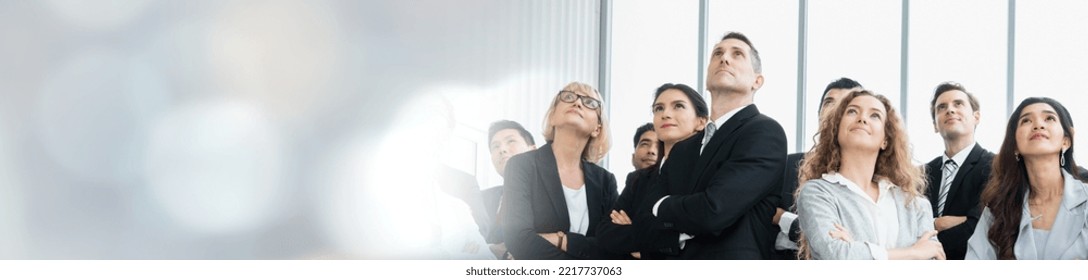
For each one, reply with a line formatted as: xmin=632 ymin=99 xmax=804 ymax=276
xmin=924 ymin=82 xmax=993 ymax=260
xmin=630 ymin=123 xmax=658 ymax=170
xmin=644 ymin=32 xmax=787 ymax=259
xmin=482 ymin=120 xmax=536 ymax=259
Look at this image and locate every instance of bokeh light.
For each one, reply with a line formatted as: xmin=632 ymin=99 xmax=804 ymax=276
xmin=144 ymin=99 xmax=287 ymax=234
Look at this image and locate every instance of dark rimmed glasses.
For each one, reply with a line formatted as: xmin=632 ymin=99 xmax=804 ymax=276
xmin=557 ymin=90 xmax=601 ymax=110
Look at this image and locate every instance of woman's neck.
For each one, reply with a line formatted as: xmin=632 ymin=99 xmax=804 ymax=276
xmin=552 ymin=128 xmax=588 ymax=170
xmin=839 ymin=149 xmax=878 ymax=190
xmin=1025 ymin=156 xmax=1064 ymax=201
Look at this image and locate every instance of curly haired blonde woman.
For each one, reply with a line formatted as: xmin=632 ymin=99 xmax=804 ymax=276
xmin=795 ymin=90 xmax=944 ymax=260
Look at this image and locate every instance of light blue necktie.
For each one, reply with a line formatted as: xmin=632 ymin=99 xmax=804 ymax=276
xmin=700 ymin=122 xmax=717 ymax=155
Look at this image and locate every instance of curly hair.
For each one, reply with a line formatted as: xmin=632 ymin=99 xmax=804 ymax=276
xmin=795 ymin=90 xmax=927 ymax=259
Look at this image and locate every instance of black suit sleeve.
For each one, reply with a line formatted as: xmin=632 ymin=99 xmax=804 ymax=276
xmin=937 ymin=156 xmax=992 ymax=260
xmin=596 ymin=171 xmax=640 ymax=255
xmin=938 ymin=204 xmax=982 ymax=259
xmin=501 ymin=154 xmax=573 ymax=259
xmin=565 ymin=171 xmax=618 ymax=259
xmin=657 ymin=118 xmax=787 ymax=235
xmin=597 ymin=169 xmax=679 ymax=257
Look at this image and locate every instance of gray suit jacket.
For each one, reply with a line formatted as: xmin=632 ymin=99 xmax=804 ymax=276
xmin=966 ymin=170 xmax=1088 ymax=260
xmin=796 ymin=176 xmax=936 ymax=260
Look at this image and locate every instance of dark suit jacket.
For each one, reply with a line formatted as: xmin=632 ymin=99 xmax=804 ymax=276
xmin=925 ymin=143 xmax=994 ymax=260
xmin=597 ymin=167 xmax=658 ymax=258
xmin=650 ymin=105 xmax=787 ymax=259
xmin=481 ymin=186 xmax=503 ymax=244
xmin=771 ymin=152 xmax=805 ymax=259
xmin=783 ymin=153 xmax=806 ymax=241
xmin=501 ymin=143 xmax=620 ymax=259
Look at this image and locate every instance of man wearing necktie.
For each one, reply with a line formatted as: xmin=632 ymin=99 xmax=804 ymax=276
xmin=643 ymin=32 xmax=787 ymax=259
xmin=923 ymin=82 xmax=994 ymax=260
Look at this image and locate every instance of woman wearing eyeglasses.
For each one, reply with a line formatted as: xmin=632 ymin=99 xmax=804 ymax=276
xmin=501 ymin=81 xmax=619 ymax=259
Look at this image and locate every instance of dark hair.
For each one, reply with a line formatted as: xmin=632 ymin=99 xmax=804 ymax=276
xmin=980 ymin=97 xmax=1080 ymax=259
xmin=721 ymin=32 xmax=762 ymax=74
xmin=632 ymin=122 xmax=655 ymax=148
xmin=652 ymin=83 xmax=710 ymax=119
xmin=929 ymin=82 xmax=981 ymax=123
xmin=488 ymin=120 xmax=535 ymax=146
xmin=817 ymin=77 xmax=863 ymax=114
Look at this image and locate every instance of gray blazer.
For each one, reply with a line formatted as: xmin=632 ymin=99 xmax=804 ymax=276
xmin=966 ymin=170 xmax=1088 ymax=260
xmin=796 ymin=177 xmax=936 ymax=260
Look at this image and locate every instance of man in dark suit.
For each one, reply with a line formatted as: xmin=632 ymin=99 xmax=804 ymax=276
xmin=773 ymin=77 xmax=863 ymax=259
xmin=643 ymin=32 xmax=787 ymax=259
xmin=481 ymin=120 xmax=536 ymax=258
xmin=627 ymin=122 xmax=658 ymax=180
xmin=924 ymin=82 xmax=994 ymax=260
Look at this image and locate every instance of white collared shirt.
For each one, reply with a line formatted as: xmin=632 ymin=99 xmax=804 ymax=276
xmin=700 ymin=104 xmax=749 ymax=154
xmin=775 ymin=211 xmax=799 ymax=250
xmin=822 ymin=172 xmax=900 ymax=257
xmin=939 ymin=141 xmax=975 ymax=189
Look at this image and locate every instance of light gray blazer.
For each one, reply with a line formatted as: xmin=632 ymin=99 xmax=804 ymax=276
xmin=796 ymin=177 xmax=936 ymax=260
xmin=966 ymin=170 xmax=1088 ymax=260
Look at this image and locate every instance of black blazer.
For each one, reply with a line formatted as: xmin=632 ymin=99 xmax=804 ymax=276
xmin=481 ymin=186 xmax=503 ymax=244
xmin=596 ymin=167 xmax=657 ymax=258
xmin=773 ymin=152 xmax=805 ymax=259
xmin=501 ymin=143 xmax=619 ymax=259
xmin=925 ymin=143 xmax=994 ymax=260
xmin=650 ymin=105 xmax=787 ymax=259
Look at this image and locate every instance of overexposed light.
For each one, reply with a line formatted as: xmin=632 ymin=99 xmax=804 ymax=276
xmin=0 ymin=122 xmax=26 ymax=258
xmin=320 ymin=94 xmax=495 ymax=259
xmin=207 ymin=0 xmax=344 ymax=119
xmin=44 ymin=0 xmax=153 ymax=31
xmin=144 ymin=99 xmax=286 ymax=234
xmin=36 ymin=49 xmax=168 ymax=184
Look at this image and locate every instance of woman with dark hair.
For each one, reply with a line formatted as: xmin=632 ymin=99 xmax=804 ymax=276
xmin=501 ymin=81 xmax=618 ymax=259
xmin=597 ymin=83 xmax=708 ymax=259
xmin=795 ymin=90 xmax=944 ymax=260
xmin=966 ymin=97 xmax=1088 ymax=260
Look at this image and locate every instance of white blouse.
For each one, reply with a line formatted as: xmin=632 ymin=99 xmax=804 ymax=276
xmin=822 ymin=172 xmax=900 ymax=250
xmin=562 ymin=184 xmax=590 ymax=235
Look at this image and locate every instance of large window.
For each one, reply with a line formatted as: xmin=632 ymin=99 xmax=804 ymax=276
xmin=708 ymin=0 xmax=800 ymax=152
xmin=804 ymin=0 xmax=903 ymax=153
xmin=906 ymin=0 xmax=1008 ymax=163
xmin=1014 ymin=0 xmax=1088 ymax=165
xmin=607 ymin=0 xmax=699 ymax=190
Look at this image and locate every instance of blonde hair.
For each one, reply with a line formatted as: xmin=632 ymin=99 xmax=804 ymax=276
xmin=795 ymin=90 xmax=927 ymax=259
xmin=542 ymin=81 xmax=611 ymax=162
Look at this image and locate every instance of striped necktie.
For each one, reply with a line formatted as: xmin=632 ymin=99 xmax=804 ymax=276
xmin=700 ymin=122 xmax=717 ymax=155
xmin=937 ymin=159 xmax=958 ymax=216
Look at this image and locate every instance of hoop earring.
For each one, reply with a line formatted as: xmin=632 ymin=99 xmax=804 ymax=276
xmin=1015 ymin=152 xmax=1021 ymax=162
xmin=1061 ymin=150 xmax=1066 ymax=167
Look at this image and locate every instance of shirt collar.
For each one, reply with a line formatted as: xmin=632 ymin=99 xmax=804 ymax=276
xmin=822 ymin=171 xmax=896 ymax=192
xmin=1062 ymin=169 xmax=1088 ymax=211
xmin=711 ymin=104 xmax=749 ymax=129
xmin=942 ymin=141 xmax=976 ymax=167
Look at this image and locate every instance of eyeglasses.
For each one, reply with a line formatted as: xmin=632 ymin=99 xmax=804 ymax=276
xmin=557 ymin=90 xmax=601 ymax=110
